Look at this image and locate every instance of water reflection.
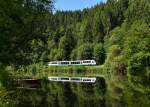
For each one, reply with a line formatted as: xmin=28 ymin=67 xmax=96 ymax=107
xmin=10 ymin=76 xmax=150 ymax=107
xmin=13 ymin=77 xmax=106 ymax=107
xmin=47 ymin=77 xmax=106 ymax=107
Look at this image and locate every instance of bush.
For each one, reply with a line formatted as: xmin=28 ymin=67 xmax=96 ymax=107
xmin=93 ymin=43 xmax=105 ymax=65
xmin=76 ymin=43 xmax=93 ymax=60
xmin=127 ymin=52 xmax=150 ymax=88
xmin=128 ymin=52 xmax=150 ymax=76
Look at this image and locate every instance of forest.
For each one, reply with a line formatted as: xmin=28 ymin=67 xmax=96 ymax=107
xmin=0 ymin=0 xmax=150 ymax=106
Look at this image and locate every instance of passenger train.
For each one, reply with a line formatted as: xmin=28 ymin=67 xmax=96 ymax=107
xmin=48 ymin=60 xmax=96 ymax=66
xmin=48 ymin=77 xmax=96 ymax=83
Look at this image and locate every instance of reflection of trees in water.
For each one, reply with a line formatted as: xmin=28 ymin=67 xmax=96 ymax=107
xmin=5 ymin=76 xmax=150 ymax=107
xmin=11 ymin=77 xmax=106 ymax=107
xmin=75 ymin=77 xmax=106 ymax=107
xmin=46 ymin=77 xmax=106 ymax=107
xmin=47 ymin=82 xmax=77 ymax=107
xmin=94 ymin=77 xmax=106 ymax=96
xmin=58 ymin=83 xmax=77 ymax=107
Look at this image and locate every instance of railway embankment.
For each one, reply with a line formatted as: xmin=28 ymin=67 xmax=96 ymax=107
xmin=10 ymin=64 xmax=106 ymax=79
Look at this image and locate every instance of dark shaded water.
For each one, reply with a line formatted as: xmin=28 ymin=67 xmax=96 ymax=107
xmin=13 ymin=77 xmax=106 ymax=107
xmin=10 ymin=76 xmax=150 ymax=107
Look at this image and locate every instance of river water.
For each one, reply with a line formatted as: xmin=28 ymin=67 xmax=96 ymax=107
xmin=12 ymin=77 xmax=106 ymax=107
xmin=11 ymin=76 xmax=150 ymax=107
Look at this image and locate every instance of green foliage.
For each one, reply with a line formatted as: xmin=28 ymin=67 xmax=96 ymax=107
xmin=93 ymin=43 xmax=105 ymax=64
xmin=124 ymin=21 xmax=150 ymax=57
xmin=127 ymin=52 xmax=150 ymax=88
xmin=0 ymin=0 xmax=53 ymax=65
xmin=128 ymin=52 xmax=150 ymax=75
xmin=105 ymin=22 xmax=128 ymax=49
xmin=125 ymin=0 xmax=150 ymax=23
xmin=0 ymin=86 xmax=14 ymax=107
xmin=76 ymin=43 xmax=93 ymax=60
xmin=104 ymin=45 xmax=125 ymax=74
xmin=59 ymin=30 xmax=75 ymax=60
xmin=29 ymin=39 xmax=47 ymax=63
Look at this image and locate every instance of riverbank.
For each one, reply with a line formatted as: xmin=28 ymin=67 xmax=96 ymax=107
xmin=10 ymin=64 xmax=106 ymax=79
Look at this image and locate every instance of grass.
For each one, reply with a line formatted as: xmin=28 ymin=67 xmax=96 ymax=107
xmin=10 ymin=65 xmax=107 ymax=79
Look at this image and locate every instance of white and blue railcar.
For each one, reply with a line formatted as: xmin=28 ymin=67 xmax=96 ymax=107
xmin=48 ymin=60 xmax=96 ymax=66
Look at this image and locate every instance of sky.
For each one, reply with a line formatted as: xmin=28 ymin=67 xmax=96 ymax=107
xmin=54 ymin=0 xmax=107 ymax=11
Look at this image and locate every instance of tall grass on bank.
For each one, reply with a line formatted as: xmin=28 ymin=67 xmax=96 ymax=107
xmin=9 ymin=64 xmax=105 ymax=79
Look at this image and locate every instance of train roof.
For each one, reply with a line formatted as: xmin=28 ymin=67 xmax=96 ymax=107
xmin=49 ymin=60 xmax=95 ymax=62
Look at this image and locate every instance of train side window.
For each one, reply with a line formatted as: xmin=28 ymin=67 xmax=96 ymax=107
xmin=51 ymin=78 xmax=57 ymax=80
xmin=52 ymin=62 xmax=57 ymax=64
xmin=66 ymin=62 xmax=69 ymax=64
xmin=83 ymin=61 xmax=87 ymax=63
xmin=87 ymin=61 xmax=91 ymax=63
xmin=76 ymin=62 xmax=80 ymax=64
xmin=61 ymin=78 xmax=69 ymax=80
xmin=83 ymin=61 xmax=91 ymax=63
xmin=71 ymin=78 xmax=81 ymax=81
xmin=73 ymin=62 xmax=77 ymax=64
xmin=61 ymin=62 xmax=68 ymax=64
xmin=71 ymin=62 xmax=74 ymax=64
xmin=83 ymin=79 xmax=91 ymax=81
xmin=61 ymin=62 xmax=64 ymax=64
